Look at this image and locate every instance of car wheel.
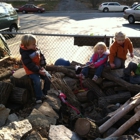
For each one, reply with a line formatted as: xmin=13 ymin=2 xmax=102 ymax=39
xmin=128 ymin=16 xmax=135 ymax=24
xmin=103 ymin=8 xmax=109 ymax=12
xmin=10 ymin=25 xmax=17 ymax=37
xmin=38 ymin=10 xmax=41 ymax=13
xmin=22 ymin=10 xmax=26 ymax=14
xmin=123 ymin=7 xmax=128 ymax=12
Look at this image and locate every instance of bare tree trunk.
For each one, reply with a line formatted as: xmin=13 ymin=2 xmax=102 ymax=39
xmin=51 ymin=75 xmax=81 ymax=110
xmin=45 ymin=65 xmax=76 ymax=78
xmin=0 ymin=70 xmax=12 ymax=81
xmin=108 ymin=105 xmax=140 ymax=137
xmin=75 ymin=118 xmax=100 ymax=139
xmin=99 ymin=93 xmax=140 ymax=134
xmin=9 ymin=87 xmax=28 ymax=104
xmin=0 ymin=81 xmax=13 ymax=105
xmin=10 ymin=68 xmax=35 ymax=99
xmin=98 ymin=92 xmax=131 ymax=108
xmin=102 ymin=71 xmax=140 ymax=92
xmin=82 ymin=78 xmax=106 ymax=98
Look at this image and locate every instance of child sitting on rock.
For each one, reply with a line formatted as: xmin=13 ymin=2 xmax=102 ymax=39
xmin=19 ymin=34 xmax=51 ymax=104
xmin=109 ymin=31 xmax=134 ymax=69
xmin=76 ymin=42 xmax=109 ymax=82
xmin=123 ymin=61 xmax=140 ymax=84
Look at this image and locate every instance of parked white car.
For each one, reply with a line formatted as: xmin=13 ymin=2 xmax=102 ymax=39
xmin=123 ymin=4 xmax=140 ymax=24
xmin=98 ymin=2 xmax=129 ymax=12
xmin=131 ymin=2 xmax=139 ymax=8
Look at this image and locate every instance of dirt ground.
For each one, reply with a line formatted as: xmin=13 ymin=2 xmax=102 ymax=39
xmin=0 ymin=57 xmax=22 ymax=80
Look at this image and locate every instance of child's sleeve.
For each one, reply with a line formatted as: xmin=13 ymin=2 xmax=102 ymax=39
xmin=94 ymin=55 xmax=108 ymax=68
xmin=127 ymin=38 xmax=133 ymax=54
xmin=40 ymin=52 xmax=46 ymax=67
xmin=89 ymin=54 xmax=95 ymax=63
xmin=22 ymin=52 xmax=40 ymax=72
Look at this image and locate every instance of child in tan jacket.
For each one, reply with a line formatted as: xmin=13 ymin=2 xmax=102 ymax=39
xmin=109 ymin=31 xmax=134 ymax=69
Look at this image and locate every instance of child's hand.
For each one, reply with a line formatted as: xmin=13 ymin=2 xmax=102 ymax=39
xmin=40 ymin=67 xmax=44 ymax=70
xmin=39 ymin=69 xmax=46 ymax=76
xmin=110 ymin=63 xmax=115 ymax=69
xmin=36 ymin=50 xmax=40 ymax=55
xmin=89 ymin=63 xmax=95 ymax=68
xmin=39 ymin=68 xmax=52 ymax=78
xmin=130 ymin=53 xmax=134 ymax=58
xmin=45 ymin=71 xmax=52 ymax=78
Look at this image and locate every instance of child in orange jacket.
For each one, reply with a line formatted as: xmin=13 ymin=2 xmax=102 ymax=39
xmin=109 ymin=31 xmax=134 ymax=69
xmin=19 ymin=34 xmax=51 ymax=104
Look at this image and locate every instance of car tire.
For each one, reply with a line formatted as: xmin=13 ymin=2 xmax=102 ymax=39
xmin=123 ymin=7 xmax=128 ymax=12
xmin=10 ymin=25 xmax=17 ymax=37
xmin=128 ymin=15 xmax=135 ymax=24
xmin=103 ymin=8 xmax=109 ymax=12
xmin=38 ymin=10 xmax=41 ymax=13
xmin=22 ymin=10 xmax=26 ymax=14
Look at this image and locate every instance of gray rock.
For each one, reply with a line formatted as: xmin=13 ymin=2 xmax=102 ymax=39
xmin=0 ymin=105 xmax=10 ymax=127
xmin=46 ymin=94 xmax=61 ymax=111
xmin=0 ymin=104 xmax=5 ymax=111
xmin=25 ymin=130 xmax=48 ymax=140
xmin=6 ymin=113 xmax=19 ymax=125
xmin=35 ymin=101 xmax=59 ymax=119
xmin=27 ymin=108 xmax=56 ymax=129
xmin=49 ymin=125 xmax=82 ymax=140
xmin=0 ymin=119 xmax=32 ymax=140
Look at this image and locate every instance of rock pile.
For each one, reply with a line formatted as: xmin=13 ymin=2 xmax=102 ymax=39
xmin=0 ymin=57 xmax=140 ymax=140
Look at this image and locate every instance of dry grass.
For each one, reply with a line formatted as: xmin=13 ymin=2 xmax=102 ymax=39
xmin=77 ymin=0 xmax=93 ymax=9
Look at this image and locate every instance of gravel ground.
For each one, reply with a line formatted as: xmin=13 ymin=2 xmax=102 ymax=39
xmin=55 ymin=0 xmax=91 ymax=11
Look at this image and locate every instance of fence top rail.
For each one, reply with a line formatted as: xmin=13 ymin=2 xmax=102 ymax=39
xmin=1 ymin=32 xmax=140 ymax=38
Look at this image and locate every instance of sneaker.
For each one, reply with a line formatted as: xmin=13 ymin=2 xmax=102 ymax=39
xmin=92 ymin=75 xmax=98 ymax=81
xmin=36 ymin=100 xmax=42 ymax=104
xmin=75 ymin=66 xmax=82 ymax=75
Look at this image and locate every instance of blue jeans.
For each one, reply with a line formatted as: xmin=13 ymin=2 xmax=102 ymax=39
xmin=29 ymin=74 xmax=51 ymax=100
xmin=94 ymin=65 xmax=104 ymax=77
xmin=82 ymin=64 xmax=104 ymax=78
xmin=130 ymin=75 xmax=140 ymax=84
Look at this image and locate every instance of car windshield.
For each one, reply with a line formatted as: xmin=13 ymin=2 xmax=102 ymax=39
xmin=135 ymin=5 xmax=140 ymax=10
xmin=102 ymin=3 xmax=108 ymax=5
xmin=108 ymin=3 xmax=120 ymax=6
xmin=21 ymin=5 xmax=26 ymax=8
xmin=114 ymin=3 xmax=120 ymax=6
xmin=34 ymin=6 xmax=39 ymax=8
xmin=5 ymin=4 xmax=16 ymax=15
xmin=0 ymin=6 xmax=6 ymax=14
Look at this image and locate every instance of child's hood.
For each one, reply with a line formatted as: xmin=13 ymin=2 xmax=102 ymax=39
xmin=20 ymin=45 xmax=28 ymax=50
xmin=103 ymin=49 xmax=110 ymax=55
xmin=20 ymin=44 xmax=39 ymax=52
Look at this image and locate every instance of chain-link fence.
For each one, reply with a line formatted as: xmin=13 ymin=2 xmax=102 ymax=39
xmin=1 ymin=32 xmax=140 ymax=65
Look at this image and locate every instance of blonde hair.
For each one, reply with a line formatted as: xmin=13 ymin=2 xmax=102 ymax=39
xmin=114 ymin=31 xmax=126 ymax=41
xmin=93 ymin=42 xmax=107 ymax=53
xmin=21 ymin=34 xmax=37 ymax=48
